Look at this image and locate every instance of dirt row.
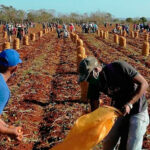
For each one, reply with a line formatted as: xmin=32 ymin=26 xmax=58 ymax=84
xmin=0 ymin=31 xmax=62 ymax=150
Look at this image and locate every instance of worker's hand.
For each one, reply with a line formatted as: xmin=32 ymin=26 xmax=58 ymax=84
xmin=16 ymin=134 xmax=23 ymax=141
xmin=9 ymin=125 xmax=15 ymax=129
xmin=122 ymin=104 xmax=131 ymax=116
xmin=11 ymin=126 xmax=23 ymax=141
xmin=16 ymin=127 xmax=23 ymax=141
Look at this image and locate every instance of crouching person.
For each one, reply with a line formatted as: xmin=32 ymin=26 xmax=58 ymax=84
xmin=78 ymin=56 xmax=149 ymax=150
xmin=0 ymin=49 xmax=23 ymax=141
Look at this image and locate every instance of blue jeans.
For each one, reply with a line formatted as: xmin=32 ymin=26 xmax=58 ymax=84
xmin=103 ymin=109 xmax=149 ymax=150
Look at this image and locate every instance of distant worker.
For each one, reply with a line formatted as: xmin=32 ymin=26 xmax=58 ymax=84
xmin=7 ymin=24 xmax=13 ymax=42
xmin=93 ymin=23 xmax=98 ymax=33
xmin=63 ymin=29 xmax=69 ymax=38
xmin=56 ymin=24 xmax=63 ymax=38
xmin=69 ymin=23 xmax=75 ymax=32
xmin=84 ymin=23 xmax=89 ymax=33
xmin=17 ymin=26 xmax=23 ymax=41
xmin=63 ymin=24 xmax=67 ymax=30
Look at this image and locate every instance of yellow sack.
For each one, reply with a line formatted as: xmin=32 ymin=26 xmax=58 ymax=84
xmin=50 ymin=105 xmax=122 ymax=150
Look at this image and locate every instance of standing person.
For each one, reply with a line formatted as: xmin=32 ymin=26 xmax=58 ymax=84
xmin=89 ymin=23 xmax=93 ymax=33
xmin=3 ymin=24 xmax=6 ymax=32
xmin=82 ymin=23 xmax=86 ymax=33
xmin=69 ymin=23 xmax=75 ymax=32
xmin=0 ymin=49 xmax=23 ymax=141
xmin=93 ymin=23 xmax=98 ymax=33
xmin=13 ymin=25 xmax=17 ymax=35
xmin=17 ymin=26 xmax=23 ymax=41
xmin=63 ymin=29 xmax=69 ymax=44
xmin=42 ymin=23 xmax=46 ymax=29
xmin=56 ymin=24 xmax=63 ymax=38
xmin=62 ymin=23 xmax=67 ymax=30
xmin=7 ymin=24 xmax=12 ymax=42
xmin=63 ymin=29 xmax=69 ymax=38
xmin=78 ymin=56 xmax=149 ymax=150
xmin=85 ymin=23 xmax=89 ymax=33
xmin=24 ymin=24 xmax=28 ymax=35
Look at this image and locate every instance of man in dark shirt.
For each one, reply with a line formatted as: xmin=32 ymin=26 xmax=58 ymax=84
xmin=78 ymin=56 xmax=149 ymax=150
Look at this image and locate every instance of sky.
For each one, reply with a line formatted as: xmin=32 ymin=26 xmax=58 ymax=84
xmin=0 ymin=0 xmax=150 ymax=18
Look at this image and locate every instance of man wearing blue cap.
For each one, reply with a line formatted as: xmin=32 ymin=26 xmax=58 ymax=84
xmin=0 ymin=49 xmax=23 ymax=141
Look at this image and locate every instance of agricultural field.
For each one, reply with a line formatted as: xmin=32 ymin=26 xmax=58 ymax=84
xmin=0 ymin=24 xmax=149 ymax=150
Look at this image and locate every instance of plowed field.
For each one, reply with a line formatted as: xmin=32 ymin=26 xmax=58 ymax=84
xmin=0 ymin=26 xmax=149 ymax=150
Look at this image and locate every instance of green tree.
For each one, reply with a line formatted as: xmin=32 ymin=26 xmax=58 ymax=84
xmin=27 ymin=11 xmax=37 ymax=22
xmin=16 ymin=10 xmax=26 ymax=23
xmin=39 ymin=10 xmax=53 ymax=22
xmin=126 ymin=17 xmax=133 ymax=23
xmin=113 ymin=18 xmax=120 ymax=22
xmin=69 ymin=13 xmax=80 ymax=23
xmin=140 ymin=17 xmax=147 ymax=24
xmin=0 ymin=5 xmax=17 ymax=23
xmin=89 ymin=11 xmax=112 ymax=24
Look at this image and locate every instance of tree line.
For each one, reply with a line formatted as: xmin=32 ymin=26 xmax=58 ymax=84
xmin=0 ymin=5 xmax=149 ymax=24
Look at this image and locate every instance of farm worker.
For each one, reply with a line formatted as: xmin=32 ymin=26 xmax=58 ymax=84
xmin=0 ymin=49 xmax=23 ymax=141
xmin=56 ymin=24 xmax=63 ymax=38
xmin=62 ymin=24 xmax=67 ymax=30
xmin=69 ymin=23 xmax=75 ymax=32
xmin=7 ymin=24 xmax=13 ymax=42
xmin=93 ymin=23 xmax=98 ymax=33
xmin=17 ymin=26 xmax=23 ymax=41
xmin=78 ymin=56 xmax=149 ymax=150
xmin=63 ymin=29 xmax=69 ymax=38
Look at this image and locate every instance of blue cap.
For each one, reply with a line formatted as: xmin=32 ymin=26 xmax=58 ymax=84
xmin=0 ymin=49 xmax=22 ymax=67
